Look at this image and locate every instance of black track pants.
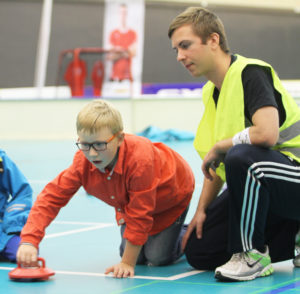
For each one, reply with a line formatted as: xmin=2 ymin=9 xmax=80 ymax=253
xmin=185 ymin=145 xmax=300 ymax=270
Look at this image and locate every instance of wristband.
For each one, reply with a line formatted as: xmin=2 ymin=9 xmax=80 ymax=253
xmin=232 ymin=128 xmax=251 ymax=145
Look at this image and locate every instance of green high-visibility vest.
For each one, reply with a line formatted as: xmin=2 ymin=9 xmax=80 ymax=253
xmin=194 ymin=54 xmax=300 ymax=181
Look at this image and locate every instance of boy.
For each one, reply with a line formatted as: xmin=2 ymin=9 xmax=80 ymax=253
xmin=17 ymin=100 xmax=195 ymax=278
xmin=0 ymin=149 xmax=32 ymax=262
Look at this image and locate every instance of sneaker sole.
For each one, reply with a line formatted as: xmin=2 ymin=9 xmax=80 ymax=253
xmin=215 ymin=265 xmax=274 ymax=281
xmin=293 ymin=259 xmax=300 ymax=267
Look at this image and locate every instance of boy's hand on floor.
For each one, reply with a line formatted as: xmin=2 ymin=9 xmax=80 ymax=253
xmin=105 ymin=262 xmax=135 ymax=278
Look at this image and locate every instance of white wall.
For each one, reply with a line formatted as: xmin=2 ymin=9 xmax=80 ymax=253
xmin=0 ymin=98 xmax=204 ymax=140
xmin=2 ymin=92 xmax=300 ymax=140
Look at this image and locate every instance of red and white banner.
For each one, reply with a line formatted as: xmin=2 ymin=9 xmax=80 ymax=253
xmin=102 ymin=0 xmax=145 ymax=98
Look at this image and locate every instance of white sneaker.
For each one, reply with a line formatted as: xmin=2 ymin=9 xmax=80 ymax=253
xmin=293 ymin=232 xmax=300 ymax=267
xmin=215 ymin=247 xmax=274 ymax=281
xmin=293 ymin=250 xmax=300 ymax=267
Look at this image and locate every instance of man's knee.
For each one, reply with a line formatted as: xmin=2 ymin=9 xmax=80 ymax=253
xmin=184 ymin=231 xmax=231 ymax=270
xmin=185 ymin=246 xmax=230 ymax=270
xmin=225 ymin=145 xmax=251 ymax=166
xmin=185 ymin=238 xmax=217 ymax=270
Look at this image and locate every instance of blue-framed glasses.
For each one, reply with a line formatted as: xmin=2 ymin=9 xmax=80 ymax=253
xmin=76 ymin=133 xmax=117 ymax=152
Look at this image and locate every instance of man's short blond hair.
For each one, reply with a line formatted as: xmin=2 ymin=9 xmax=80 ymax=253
xmin=168 ymin=7 xmax=230 ymax=53
xmin=76 ymin=100 xmax=123 ymax=135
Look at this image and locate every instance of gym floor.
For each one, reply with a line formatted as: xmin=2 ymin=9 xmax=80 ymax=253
xmin=0 ymin=140 xmax=299 ymax=294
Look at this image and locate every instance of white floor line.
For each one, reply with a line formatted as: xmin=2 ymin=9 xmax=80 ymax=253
xmin=44 ymin=223 xmax=115 ymax=239
xmin=55 ymin=270 xmax=171 ymax=280
xmin=0 ymin=266 xmax=14 ymax=271
xmin=0 ymin=266 xmax=203 ymax=281
xmin=168 ymin=270 xmax=204 ymax=281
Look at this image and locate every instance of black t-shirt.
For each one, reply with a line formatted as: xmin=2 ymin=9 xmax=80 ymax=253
xmin=213 ymin=55 xmax=286 ymax=127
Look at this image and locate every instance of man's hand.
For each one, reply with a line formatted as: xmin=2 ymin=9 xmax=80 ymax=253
xmin=181 ymin=210 xmax=207 ymax=251
xmin=105 ymin=262 xmax=135 ymax=278
xmin=202 ymin=146 xmax=225 ymax=180
xmin=202 ymin=139 xmax=233 ymax=180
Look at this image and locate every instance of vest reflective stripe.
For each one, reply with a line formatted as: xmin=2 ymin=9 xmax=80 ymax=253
xmin=194 ymin=54 xmax=300 ymax=182
xmin=277 ymin=120 xmax=300 ymax=145
xmin=280 ymin=147 xmax=300 ymax=158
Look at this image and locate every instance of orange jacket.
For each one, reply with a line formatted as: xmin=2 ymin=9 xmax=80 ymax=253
xmin=21 ymin=134 xmax=194 ymax=247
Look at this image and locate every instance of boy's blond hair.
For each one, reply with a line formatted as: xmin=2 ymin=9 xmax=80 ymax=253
xmin=76 ymin=100 xmax=123 ymax=135
xmin=168 ymin=7 xmax=230 ymax=53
